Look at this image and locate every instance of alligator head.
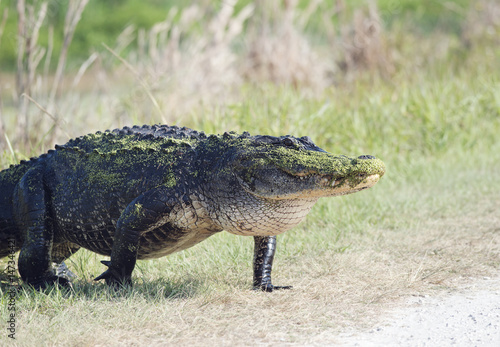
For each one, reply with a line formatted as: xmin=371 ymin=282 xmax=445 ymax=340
xmin=232 ymin=135 xmax=385 ymax=200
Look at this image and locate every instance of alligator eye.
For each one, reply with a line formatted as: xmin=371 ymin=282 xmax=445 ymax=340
xmin=283 ymin=138 xmax=295 ymax=146
xmin=358 ymin=173 xmax=367 ymax=178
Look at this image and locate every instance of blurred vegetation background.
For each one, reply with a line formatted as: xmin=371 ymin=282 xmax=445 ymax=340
xmin=0 ymin=0 xmax=478 ymax=69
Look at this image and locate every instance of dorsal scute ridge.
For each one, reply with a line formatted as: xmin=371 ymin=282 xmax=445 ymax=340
xmin=10 ymin=125 xmax=323 ymax=172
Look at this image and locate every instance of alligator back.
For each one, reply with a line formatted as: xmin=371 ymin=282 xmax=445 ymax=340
xmin=63 ymin=125 xmax=207 ymax=152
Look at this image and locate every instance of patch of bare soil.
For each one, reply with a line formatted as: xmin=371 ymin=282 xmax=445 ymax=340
xmin=337 ymin=276 xmax=500 ymax=346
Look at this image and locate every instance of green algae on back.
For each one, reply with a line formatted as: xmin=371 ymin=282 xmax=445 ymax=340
xmin=67 ymin=131 xmax=194 ymax=154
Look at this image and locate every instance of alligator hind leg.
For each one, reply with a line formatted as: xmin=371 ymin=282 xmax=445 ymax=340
xmin=253 ymin=236 xmax=292 ymax=292
xmin=14 ymin=166 xmax=69 ymax=289
xmin=54 ymin=262 xmax=77 ymax=281
xmin=52 ymin=242 xmax=80 ymax=281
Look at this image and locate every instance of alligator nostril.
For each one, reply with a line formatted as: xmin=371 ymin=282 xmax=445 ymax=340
xmin=358 ymin=155 xmax=376 ymax=160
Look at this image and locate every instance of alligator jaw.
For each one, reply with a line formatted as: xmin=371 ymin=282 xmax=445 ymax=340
xmin=304 ymin=172 xmax=382 ymax=197
xmin=325 ymin=172 xmax=381 ymax=196
xmin=238 ymin=170 xmax=382 ymax=200
xmin=296 ymin=169 xmax=381 ymax=190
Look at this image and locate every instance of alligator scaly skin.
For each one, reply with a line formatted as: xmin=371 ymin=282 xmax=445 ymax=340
xmin=0 ymin=125 xmax=385 ymax=290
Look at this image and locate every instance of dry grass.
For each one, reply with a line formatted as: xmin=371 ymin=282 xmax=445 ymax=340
xmin=119 ymin=0 xmax=254 ymax=123
xmin=14 ymin=0 xmax=88 ymax=148
xmin=337 ymin=1 xmax=394 ymax=79
xmin=462 ymin=0 xmax=500 ymax=47
xmin=242 ymin=0 xmax=328 ymax=88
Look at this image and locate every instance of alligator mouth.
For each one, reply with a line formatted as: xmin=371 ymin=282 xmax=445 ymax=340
xmin=296 ymin=172 xmax=338 ymax=186
xmin=296 ymin=171 xmax=381 ymax=194
xmin=329 ymin=173 xmax=381 ymax=194
xmin=237 ymin=167 xmax=381 ymax=200
xmin=291 ymin=166 xmax=382 ymax=186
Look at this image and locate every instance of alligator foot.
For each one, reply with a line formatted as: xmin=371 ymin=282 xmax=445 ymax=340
xmin=253 ymin=284 xmax=293 ymax=292
xmin=29 ymin=275 xmax=71 ymax=291
xmin=54 ymin=261 xmax=77 ymax=281
xmin=94 ymin=260 xmax=132 ymax=288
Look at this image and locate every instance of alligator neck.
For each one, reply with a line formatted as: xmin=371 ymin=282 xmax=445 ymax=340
xmin=209 ymin=193 xmax=319 ymax=236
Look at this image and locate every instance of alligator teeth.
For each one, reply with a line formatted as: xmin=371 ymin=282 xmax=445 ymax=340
xmin=330 ymin=180 xmax=336 ymax=187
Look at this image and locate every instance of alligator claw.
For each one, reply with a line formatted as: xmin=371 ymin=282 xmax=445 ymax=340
xmin=94 ymin=260 xmax=132 ymax=287
xmin=101 ymin=260 xmax=112 ymax=267
xmin=101 ymin=260 xmax=111 ymax=267
xmin=94 ymin=270 xmax=110 ymax=282
xmin=94 ymin=260 xmax=112 ymax=281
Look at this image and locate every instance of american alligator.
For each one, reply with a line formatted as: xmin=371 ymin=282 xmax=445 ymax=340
xmin=0 ymin=125 xmax=385 ymax=291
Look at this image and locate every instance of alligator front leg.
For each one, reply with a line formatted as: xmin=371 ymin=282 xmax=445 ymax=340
xmin=94 ymin=206 xmax=141 ymax=287
xmin=94 ymin=188 xmax=173 ymax=287
xmin=253 ymin=235 xmax=292 ymax=292
xmin=15 ymin=166 xmax=69 ymax=289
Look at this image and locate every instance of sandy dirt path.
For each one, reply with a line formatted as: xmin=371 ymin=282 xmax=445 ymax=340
xmin=337 ymin=275 xmax=500 ymax=346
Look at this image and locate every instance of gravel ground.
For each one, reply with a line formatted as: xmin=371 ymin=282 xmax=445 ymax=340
xmin=338 ymin=276 xmax=500 ymax=346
